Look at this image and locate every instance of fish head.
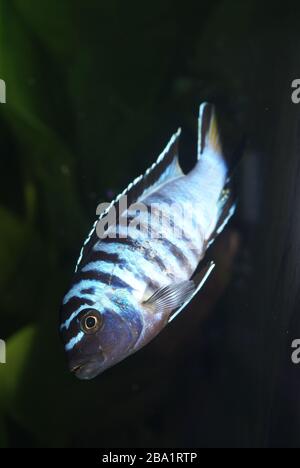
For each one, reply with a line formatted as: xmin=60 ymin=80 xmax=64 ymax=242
xmin=60 ymin=287 xmax=143 ymax=380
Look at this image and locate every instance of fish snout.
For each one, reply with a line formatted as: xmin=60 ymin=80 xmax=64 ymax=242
xmin=69 ymin=352 xmax=105 ymax=380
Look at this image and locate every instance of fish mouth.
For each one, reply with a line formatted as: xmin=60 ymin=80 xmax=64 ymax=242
xmin=71 ymin=363 xmax=85 ymax=374
xmin=70 ymin=359 xmax=105 ymax=380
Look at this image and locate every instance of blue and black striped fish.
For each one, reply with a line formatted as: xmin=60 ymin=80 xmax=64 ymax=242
xmin=60 ymin=103 xmax=235 ymax=379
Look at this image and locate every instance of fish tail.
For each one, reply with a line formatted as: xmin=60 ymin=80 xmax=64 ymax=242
xmin=196 ymin=102 xmax=235 ymax=242
xmin=197 ymin=102 xmax=224 ymax=161
xmin=196 ymin=102 xmax=228 ymax=203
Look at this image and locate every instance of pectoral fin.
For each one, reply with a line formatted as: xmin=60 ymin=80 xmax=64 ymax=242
xmin=142 ymin=261 xmax=215 ymax=322
xmin=168 ymin=261 xmax=215 ymax=323
xmin=143 ymin=280 xmax=195 ymax=314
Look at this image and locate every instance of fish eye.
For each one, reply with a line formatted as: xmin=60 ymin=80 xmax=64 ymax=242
xmin=80 ymin=310 xmax=103 ymax=334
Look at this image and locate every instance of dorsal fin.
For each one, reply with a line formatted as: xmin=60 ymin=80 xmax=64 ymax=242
xmin=75 ymin=129 xmax=183 ymax=272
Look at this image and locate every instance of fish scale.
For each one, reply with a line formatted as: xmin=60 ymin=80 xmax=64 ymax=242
xmin=59 ymin=103 xmax=236 ymax=379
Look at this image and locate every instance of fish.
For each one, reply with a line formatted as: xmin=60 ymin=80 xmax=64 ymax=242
xmin=59 ymin=102 xmax=235 ymax=379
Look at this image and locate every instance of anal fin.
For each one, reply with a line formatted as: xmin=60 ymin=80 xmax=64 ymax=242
xmin=206 ymin=187 xmax=236 ymax=249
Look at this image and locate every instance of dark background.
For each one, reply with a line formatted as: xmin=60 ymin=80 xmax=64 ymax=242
xmin=0 ymin=0 xmax=300 ymax=448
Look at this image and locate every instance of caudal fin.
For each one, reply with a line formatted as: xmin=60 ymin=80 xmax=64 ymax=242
xmin=197 ymin=102 xmax=236 ymax=245
xmin=197 ymin=102 xmax=223 ymax=160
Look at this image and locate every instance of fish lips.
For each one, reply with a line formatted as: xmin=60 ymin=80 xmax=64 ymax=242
xmin=70 ymin=353 xmax=106 ymax=380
